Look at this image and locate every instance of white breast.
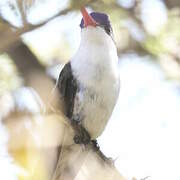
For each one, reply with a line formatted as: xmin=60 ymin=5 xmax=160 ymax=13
xmin=71 ymin=26 xmax=120 ymax=139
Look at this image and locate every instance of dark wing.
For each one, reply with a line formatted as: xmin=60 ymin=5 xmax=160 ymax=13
xmin=56 ymin=63 xmax=91 ymax=150
xmin=57 ymin=62 xmax=78 ymax=119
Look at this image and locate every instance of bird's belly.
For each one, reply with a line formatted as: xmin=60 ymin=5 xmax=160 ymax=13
xmin=82 ymin=100 xmax=112 ymax=139
xmin=73 ymin=85 xmax=118 ymax=139
xmin=72 ymin=59 xmax=120 ymax=139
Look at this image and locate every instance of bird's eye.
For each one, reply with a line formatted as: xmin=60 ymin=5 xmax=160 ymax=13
xmin=104 ymin=26 xmax=111 ymax=35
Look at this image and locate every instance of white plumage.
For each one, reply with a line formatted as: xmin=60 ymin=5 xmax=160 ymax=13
xmin=71 ymin=26 xmax=120 ymax=139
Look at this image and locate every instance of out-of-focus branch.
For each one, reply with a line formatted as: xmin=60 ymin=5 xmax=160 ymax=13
xmin=0 ymin=12 xmax=18 ymax=30
xmin=7 ymin=42 xmax=45 ymax=85
xmin=164 ymin=0 xmax=180 ymax=9
xmin=6 ymin=42 xmax=60 ymax=109
xmin=0 ymin=7 xmax=72 ymax=53
xmin=17 ymin=0 xmax=27 ymax=25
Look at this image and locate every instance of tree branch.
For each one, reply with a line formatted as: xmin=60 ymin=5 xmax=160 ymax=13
xmin=0 ymin=7 xmax=72 ymax=53
xmin=7 ymin=42 xmax=45 ymax=83
xmin=17 ymin=0 xmax=27 ymax=25
xmin=164 ymin=0 xmax=180 ymax=9
xmin=52 ymin=143 xmax=126 ymax=180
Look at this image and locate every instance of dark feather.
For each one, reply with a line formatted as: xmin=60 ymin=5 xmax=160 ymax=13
xmin=57 ymin=62 xmax=78 ymax=119
xmin=57 ymin=62 xmax=91 ymax=145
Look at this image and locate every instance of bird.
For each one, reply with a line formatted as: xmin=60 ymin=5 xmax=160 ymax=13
xmin=57 ymin=7 xmax=120 ymax=145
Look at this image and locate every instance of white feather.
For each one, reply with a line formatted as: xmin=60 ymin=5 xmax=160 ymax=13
xmin=71 ymin=26 xmax=120 ymax=139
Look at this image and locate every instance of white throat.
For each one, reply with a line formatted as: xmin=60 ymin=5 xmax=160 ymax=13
xmin=71 ymin=26 xmax=118 ymax=87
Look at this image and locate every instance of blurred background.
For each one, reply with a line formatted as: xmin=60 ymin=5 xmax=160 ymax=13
xmin=0 ymin=0 xmax=180 ymax=180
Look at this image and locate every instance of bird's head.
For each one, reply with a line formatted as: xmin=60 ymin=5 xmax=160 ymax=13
xmin=80 ymin=7 xmax=114 ymax=45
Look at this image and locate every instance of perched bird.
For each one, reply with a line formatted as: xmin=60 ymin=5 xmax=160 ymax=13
xmin=58 ymin=7 xmax=119 ymax=145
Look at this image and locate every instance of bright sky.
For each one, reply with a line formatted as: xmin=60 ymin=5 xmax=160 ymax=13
xmin=99 ymin=54 xmax=180 ymax=180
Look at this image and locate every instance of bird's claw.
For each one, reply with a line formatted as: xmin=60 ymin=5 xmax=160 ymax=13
xmin=72 ymin=123 xmax=91 ymax=145
xmin=91 ymin=139 xmax=100 ymax=150
xmin=73 ymin=133 xmax=90 ymax=145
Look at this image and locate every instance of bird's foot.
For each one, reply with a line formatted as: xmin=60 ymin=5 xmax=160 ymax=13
xmin=72 ymin=122 xmax=91 ymax=145
xmin=91 ymin=139 xmax=100 ymax=151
